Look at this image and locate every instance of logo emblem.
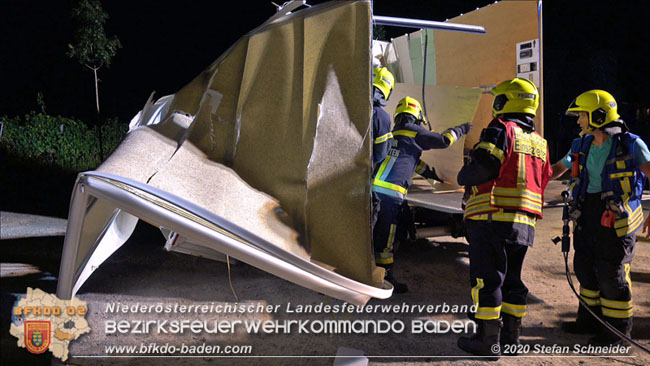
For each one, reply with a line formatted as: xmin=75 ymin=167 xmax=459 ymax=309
xmin=25 ymin=321 xmax=51 ymax=354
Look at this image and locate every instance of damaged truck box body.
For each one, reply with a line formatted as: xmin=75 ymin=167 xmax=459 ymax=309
xmin=58 ymin=0 xmax=390 ymax=305
xmin=57 ymin=0 xmax=492 ymax=306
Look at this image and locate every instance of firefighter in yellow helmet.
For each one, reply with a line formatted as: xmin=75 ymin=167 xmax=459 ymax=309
xmin=550 ymin=90 xmax=650 ymax=345
xmin=372 ymin=96 xmax=472 ymax=293
xmin=370 ymin=67 xmax=396 ymax=267
xmin=372 ymin=67 xmax=395 ymax=166
xmin=457 ymin=78 xmax=552 ymax=357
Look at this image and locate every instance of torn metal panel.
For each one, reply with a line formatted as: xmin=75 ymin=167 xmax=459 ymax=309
xmin=148 ymin=143 xmax=307 ymax=259
xmin=72 ymin=209 xmax=138 ymax=295
xmin=96 ymin=126 xmax=178 ymax=181
xmin=176 ymin=0 xmax=379 ymax=285
xmin=58 ymin=172 xmax=391 ymax=305
xmin=391 ymin=35 xmax=415 ymax=84
xmin=162 ymin=229 xmax=234 ymax=263
xmin=128 ymin=93 xmax=174 ymax=131
xmin=57 ymin=0 xmax=390 ymax=305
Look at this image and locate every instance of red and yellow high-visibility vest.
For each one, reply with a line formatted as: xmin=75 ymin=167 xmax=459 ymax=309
xmin=463 ymin=119 xmax=552 ymax=225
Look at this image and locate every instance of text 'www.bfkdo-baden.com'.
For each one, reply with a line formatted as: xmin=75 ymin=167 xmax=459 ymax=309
xmin=104 ymin=342 xmax=253 ymax=355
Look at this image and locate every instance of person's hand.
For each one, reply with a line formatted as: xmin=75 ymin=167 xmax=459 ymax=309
xmin=422 ymin=166 xmax=443 ymax=182
xmin=455 ymin=123 xmax=473 ymax=136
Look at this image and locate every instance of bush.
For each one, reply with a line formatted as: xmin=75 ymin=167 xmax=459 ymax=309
xmin=0 ymin=112 xmax=126 ymax=172
xmin=0 ymin=111 xmax=127 ymax=217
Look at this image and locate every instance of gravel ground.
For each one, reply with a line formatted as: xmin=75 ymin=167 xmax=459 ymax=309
xmin=1 ymin=206 xmax=649 ymax=366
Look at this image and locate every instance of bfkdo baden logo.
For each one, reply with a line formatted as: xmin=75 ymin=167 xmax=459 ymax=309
xmin=25 ymin=321 xmax=51 ymax=354
xmin=10 ymin=288 xmax=90 ymax=361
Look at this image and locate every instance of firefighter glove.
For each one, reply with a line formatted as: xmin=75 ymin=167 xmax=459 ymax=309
xmin=455 ymin=122 xmax=473 ymax=136
xmin=422 ymin=166 xmax=443 ymax=182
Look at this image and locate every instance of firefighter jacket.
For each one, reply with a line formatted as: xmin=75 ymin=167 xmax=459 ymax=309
xmin=569 ymin=132 xmax=646 ymax=237
xmin=461 ymin=117 xmax=552 ymax=227
xmin=372 ymin=122 xmax=463 ymax=199
xmin=372 ymin=104 xmax=393 ymax=166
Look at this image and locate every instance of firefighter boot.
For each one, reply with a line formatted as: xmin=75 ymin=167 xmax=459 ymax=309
xmin=467 ymin=310 xmax=476 ymax=322
xmin=588 ymin=317 xmax=631 ymax=346
xmin=457 ymin=318 xmax=502 ymax=359
xmin=561 ymin=304 xmax=602 ymax=334
xmin=500 ymin=313 xmax=522 ymax=355
xmin=384 ymin=265 xmax=408 ymax=293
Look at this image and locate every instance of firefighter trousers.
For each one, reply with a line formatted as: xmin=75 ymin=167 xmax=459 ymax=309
xmin=373 ymin=192 xmax=403 ymax=266
xmin=465 ymin=218 xmax=535 ymax=320
xmin=573 ymin=194 xmax=635 ymax=333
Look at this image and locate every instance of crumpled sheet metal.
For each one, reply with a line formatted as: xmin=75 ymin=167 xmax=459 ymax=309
xmin=148 ymin=143 xmax=306 ymax=259
xmin=58 ymin=1 xmax=389 ymax=305
xmin=384 ymin=83 xmax=481 ymax=187
xmin=60 ymin=171 xmax=389 ymax=305
xmin=169 ymin=0 xmax=381 ymax=285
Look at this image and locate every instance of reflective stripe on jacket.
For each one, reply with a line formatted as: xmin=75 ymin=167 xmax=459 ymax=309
xmin=570 ymin=132 xmax=646 ymax=237
xmin=372 ymin=122 xmax=457 ymax=197
xmin=463 ymin=118 xmax=552 ymax=224
xmin=372 ymin=105 xmax=393 ymax=166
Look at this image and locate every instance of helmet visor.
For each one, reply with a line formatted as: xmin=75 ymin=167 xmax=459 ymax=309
xmin=493 ymin=94 xmax=508 ymax=113
xmin=565 ymin=98 xmax=582 ymax=116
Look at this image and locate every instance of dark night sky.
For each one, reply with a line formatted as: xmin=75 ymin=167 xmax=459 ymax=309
xmin=1 ymin=0 xmax=649 ymax=159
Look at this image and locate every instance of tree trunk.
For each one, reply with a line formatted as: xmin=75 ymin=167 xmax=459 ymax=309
xmin=93 ymin=68 xmax=104 ymax=160
xmin=94 ymin=68 xmax=100 ymax=115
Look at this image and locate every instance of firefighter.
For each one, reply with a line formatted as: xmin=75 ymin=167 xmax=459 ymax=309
xmin=456 ymin=78 xmax=552 ymax=357
xmin=370 ymin=68 xmax=395 ymax=237
xmin=372 ymin=67 xmax=395 ymax=166
xmin=550 ymin=90 xmax=650 ymax=345
xmin=373 ymin=96 xmax=472 ymax=293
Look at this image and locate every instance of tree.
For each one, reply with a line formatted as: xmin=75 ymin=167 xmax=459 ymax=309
xmin=67 ymin=0 xmax=121 ymax=115
xmin=373 ymin=25 xmax=388 ymax=41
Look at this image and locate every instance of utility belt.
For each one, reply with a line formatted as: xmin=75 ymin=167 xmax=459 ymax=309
xmin=570 ymin=193 xmax=625 ymax=231
xmin=569 ymin=193 xmax=601 ymax=222
xmin=583 ymin=193 xmax=603 ymax=206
